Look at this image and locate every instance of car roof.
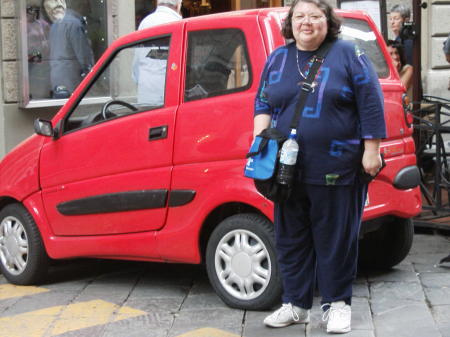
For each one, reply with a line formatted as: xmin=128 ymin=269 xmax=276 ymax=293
xmin=111 ymin=7 xmax=374 ymax=55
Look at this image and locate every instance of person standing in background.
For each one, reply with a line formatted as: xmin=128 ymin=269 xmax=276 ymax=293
xmin=386 ymin=40 xmax=413 ymax=96
xmin=389 ymin=4 xmax=413 ymax=66
xmin=132 ymin=0 xmax=182 ymax=105
xmin=137 ymin=0 xmax=182 ymax=30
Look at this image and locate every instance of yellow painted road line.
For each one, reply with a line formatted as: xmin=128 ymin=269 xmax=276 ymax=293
xmin=0 ymin=284 xmax=49 ymax=300
xmin=176 ymin=327 xmax=240 ymax=337
xmin=0 ymin=299 xmax=147 ymax=337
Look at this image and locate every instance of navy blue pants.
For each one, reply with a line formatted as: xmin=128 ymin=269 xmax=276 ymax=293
xmin=274 ymin=179 xmax=367 ymax=309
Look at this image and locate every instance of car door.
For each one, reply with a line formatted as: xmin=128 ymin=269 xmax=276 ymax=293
xmin=174 ymin=17 xmax=267 ymax=166
xmin=39 ymin=23 xmax=183 ymax=236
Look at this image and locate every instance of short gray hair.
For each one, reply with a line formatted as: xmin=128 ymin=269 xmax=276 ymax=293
xmin=157 ymin=0 xmax=182 ymax=7
xmin=390 ymin=4 xmax=410 ymax=20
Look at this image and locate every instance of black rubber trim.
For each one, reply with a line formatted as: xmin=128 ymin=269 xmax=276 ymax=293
xmin=168 ymin=190 xmax=196 ymax=207
xmin=393 ymin=165 xmax=421 ymax=190
xmin=57 ymin=190 xmax=168 ymax=215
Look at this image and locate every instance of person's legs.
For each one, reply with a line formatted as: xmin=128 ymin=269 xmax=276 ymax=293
xmin=274 ymin=185 xmax=317 ymax=309
xmin=306 ymin=180 xmax=367 ymax=305
xmin=264 ymin=185 xmax=317 ymax=328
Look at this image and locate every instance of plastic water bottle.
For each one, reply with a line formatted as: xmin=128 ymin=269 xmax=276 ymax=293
xmin=277 ymin=129 xmax=299 ymax=185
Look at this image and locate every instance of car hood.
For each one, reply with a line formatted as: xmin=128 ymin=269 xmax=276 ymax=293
xmin=0 ymin=134 xmax=45 ymax=201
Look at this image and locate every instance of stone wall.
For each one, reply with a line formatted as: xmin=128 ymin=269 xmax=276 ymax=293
xmin=0 ymin=0 xmax=56 ymax=158
xmin=422 ymin=0 xmax=450 ymax=100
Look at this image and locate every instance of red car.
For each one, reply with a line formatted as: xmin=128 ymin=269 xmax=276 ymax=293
xmin=0 ymin=8 xmax=420 ymax=310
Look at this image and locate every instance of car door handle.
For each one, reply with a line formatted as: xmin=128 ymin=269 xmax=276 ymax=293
xmin=149 ymin=125 xmax=168 ymax=141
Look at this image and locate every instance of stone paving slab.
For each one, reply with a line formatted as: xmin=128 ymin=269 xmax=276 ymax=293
xmin=168 ymin=308 xmax=244 ymax=337
xmin=365 ymin=268 xmax=420 ymax=283
xmin=372 ymin=302 xmax=442 ymax=337
xmin=420 ymin=272 xmax=450 ymax=288
xmin=431 ymin=305 xmax=450 ymax=337
xmin=408 ymin=253 xmax=450 ymax=273
xmin=369 ymin=281 xmax=425 ymax=304
xmin=243 ymin=310 xmax=307 ymax=337
xmin=424 ymin=286 xmax=450 ymax=306
xmin=408 ymin=234 xmax=450 ymax=254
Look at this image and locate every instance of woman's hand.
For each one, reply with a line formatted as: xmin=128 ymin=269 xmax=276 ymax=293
xmin=362 ymin=139 xmax=382 ymax=176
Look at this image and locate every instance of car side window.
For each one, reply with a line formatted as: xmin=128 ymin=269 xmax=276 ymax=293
xmin=64 ymin=36 xmax=171 ymax=133
xmin=184 ymin=29 xmax=251 ymax=101
xmin=340 ymin=18 xmax=389 ymax=78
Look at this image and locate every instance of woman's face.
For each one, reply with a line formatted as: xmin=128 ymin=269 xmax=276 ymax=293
xmin=387 ymin=45 xmax=401 ymax=71
xmin=389 ymin=12 xmax=404 ymax=37
xmin=44 ymin=0 xmax=66 ymax=22
xmin=291 ymin=1 xmax=328 ymax=51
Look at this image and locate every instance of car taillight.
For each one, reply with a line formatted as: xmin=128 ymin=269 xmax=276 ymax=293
xmin=402 ymin=94 xmax=413 ymax=127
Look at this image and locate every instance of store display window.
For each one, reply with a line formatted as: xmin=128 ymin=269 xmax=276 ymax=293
xmin=19 ymin=0 xmax=110 ymax=108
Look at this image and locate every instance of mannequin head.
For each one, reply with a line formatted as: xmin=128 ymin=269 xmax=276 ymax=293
xmin=43 ymin=0 xmax=66 ymax=22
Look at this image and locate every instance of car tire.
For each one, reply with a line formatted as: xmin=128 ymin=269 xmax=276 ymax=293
xmin=358 ymin=217 xmax=414 ymax=269
xmin=206 ymin=213 xmax=282 ymax=310
xmin=0 ymin=203 xmax=49 ymax=284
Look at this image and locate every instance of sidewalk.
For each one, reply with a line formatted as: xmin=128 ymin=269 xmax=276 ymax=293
xmin=0 ymin=233 xmax=449 ymax=337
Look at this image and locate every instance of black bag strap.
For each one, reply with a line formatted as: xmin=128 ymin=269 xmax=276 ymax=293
xmin=289 ymin=40 xmax=335 ymax=130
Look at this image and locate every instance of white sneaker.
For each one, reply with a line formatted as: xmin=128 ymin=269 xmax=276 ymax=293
xmin=263 ymin=303 xmax=310 ymax=328
xmin=322 ymin=301 xmax=351 ymax=334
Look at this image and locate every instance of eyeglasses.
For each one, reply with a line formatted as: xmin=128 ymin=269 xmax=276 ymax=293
xmin=292 ymin=14 xmax=326 ymax=24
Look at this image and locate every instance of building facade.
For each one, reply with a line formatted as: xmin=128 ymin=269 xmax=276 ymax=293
xmin=0 ymin=0 xmax=449 ymax=158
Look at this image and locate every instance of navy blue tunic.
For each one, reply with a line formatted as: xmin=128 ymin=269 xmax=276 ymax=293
xmin=255 ymin=39 xmax=386 ymax=185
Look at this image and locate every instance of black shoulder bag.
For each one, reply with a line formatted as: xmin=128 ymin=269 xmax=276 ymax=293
xmin=244 ymin=41 xmax=334 ymax=202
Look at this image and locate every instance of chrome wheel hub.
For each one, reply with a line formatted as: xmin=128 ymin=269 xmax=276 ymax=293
xmin=215 ymin=229 xmax=271 ymax=300
xmin=0 ymin=216 xmax=28 ymax=275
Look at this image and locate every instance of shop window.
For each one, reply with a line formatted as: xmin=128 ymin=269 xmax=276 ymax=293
xmin=184 ymin=29 xmax=251 ymax=101
xmin=19 ymin=0 xmax=109 ymax=108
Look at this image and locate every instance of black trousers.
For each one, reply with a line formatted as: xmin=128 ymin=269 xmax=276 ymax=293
xmin=274 ymin=179 xmax=367 ymax=309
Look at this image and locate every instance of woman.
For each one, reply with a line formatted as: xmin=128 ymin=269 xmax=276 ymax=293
xmin=254 ymin=0 xmax=386 ymax=334
xmin=386 ymin=40 xmax=413 ymax=95
xmin=388 ymin=4 xmax=413 ymax=65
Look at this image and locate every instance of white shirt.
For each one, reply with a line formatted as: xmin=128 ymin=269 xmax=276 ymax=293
xmin=138 ymin=6 xmax=182 ymax=30
xmin=133 ymin=6 xmax=182 ymax=106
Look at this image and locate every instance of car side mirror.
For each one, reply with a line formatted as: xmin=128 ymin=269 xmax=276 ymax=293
xmin=34 ymin=119 xmax=54 ymax=137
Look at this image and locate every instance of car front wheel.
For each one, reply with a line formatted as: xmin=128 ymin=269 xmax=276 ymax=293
xmin=0 ymin=203 xmax=49 ymax=284
xmin=206 ymin=213 xmax=281 ymax=310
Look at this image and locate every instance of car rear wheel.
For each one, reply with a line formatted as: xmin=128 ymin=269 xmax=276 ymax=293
xmin=206 ymin=213 xmax=281 ymax=310
xmin=358 ymin=217 xmax=414 ymax=269
xmin=0 ymin=204 xmax=49 ymax=284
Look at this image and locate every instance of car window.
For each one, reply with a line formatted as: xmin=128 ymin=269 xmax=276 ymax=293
xmin=184 ymin=29 xmax=251 ymax=102
xmin=64 ymin=36 xmax=171 ymax=133
xmin=340 ymin=18 xmax=389 ymax=78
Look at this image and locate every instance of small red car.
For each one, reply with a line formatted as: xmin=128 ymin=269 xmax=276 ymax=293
xmin=0 ymin=8 xmax=420 ymax=310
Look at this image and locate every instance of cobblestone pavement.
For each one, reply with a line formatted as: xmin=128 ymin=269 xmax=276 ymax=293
xmin=0 ymin=233 xmax=448 ymax=337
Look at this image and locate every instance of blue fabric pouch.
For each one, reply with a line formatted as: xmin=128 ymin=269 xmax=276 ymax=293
xmin=244 ymin=128 xmax=290 ymax=202
xmin=244 ymin=136 xmax=278 ymax=180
